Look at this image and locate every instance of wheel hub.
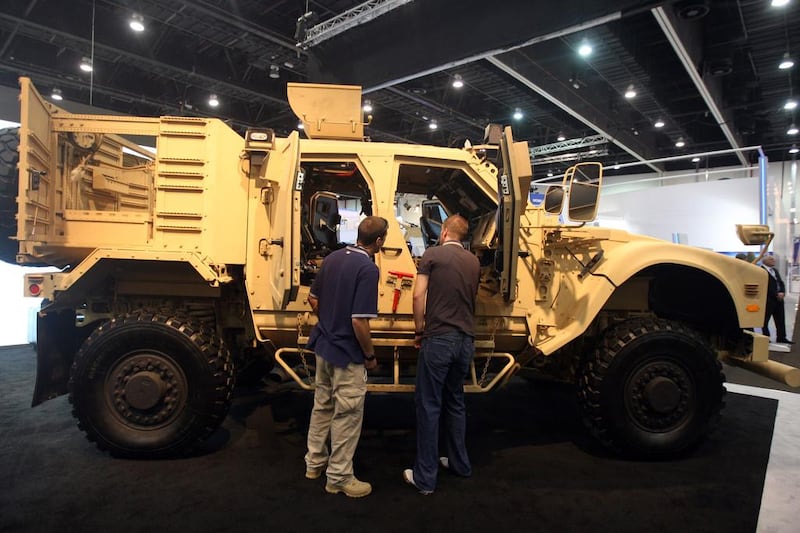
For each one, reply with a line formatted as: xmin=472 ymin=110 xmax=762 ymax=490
xmin=626 ymin=361 xmax=693 ymax=431
xmin=643 ymin=376 xmax=681 ymax=413
xmin=107 ymin=353 xmax=186 ymax=427
xmin=124 ymin=371 xmax=166 ymax=410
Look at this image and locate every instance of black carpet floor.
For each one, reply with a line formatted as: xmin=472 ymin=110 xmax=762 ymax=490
xmin=0 ymin=344 xmax=778 ymax=533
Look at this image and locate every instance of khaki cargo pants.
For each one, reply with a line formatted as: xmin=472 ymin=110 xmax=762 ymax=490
xmin=305 ymin=355 xmax=367 ymax=486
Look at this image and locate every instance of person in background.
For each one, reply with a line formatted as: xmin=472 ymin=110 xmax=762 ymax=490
xmin=404 ymin=214 xmax=480 ymax=495
xmin=304 ymin=216 xmax=387 ymax=498
xmin=762 ymin=254 xmax=794 ymax=344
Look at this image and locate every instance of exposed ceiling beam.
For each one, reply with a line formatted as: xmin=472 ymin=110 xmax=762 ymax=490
xmin=532 ymin=134 xmax=608 ymax=156
xmin=302 ymin=0 xmax=414 ymax=47
xmin=362 ymin=10 xmax=622 ymax=93
xmin=652 ymin=6 xmax=748 ymax=167
xmin=0 ymin=13 xmax=288 ymax=108
xmin=487 ymin=54 xmax=663 ymax=173
xmin=177 ymin=0 xmax=302 ymax=54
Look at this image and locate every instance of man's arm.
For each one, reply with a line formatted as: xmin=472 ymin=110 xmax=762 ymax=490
xmin=412 ymin=273 xmax=429 ymax=347
xmin=308 ymin=295 xmax=319 ymax=315
xmin=352 ymin=317 xmax=378 ymax=370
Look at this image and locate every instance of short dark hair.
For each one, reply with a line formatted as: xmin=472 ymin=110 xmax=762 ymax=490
xmin=443 ymin=214 xmax=468 ymax=241
xmin=358 ymin=216 xmax=388 ymax=246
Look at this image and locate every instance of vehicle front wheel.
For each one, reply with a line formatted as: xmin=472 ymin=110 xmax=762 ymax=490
xmin=68 ymin=312 xmax=234 ymax=458
xmin=577 ymin=317 xmax=725 ymax=458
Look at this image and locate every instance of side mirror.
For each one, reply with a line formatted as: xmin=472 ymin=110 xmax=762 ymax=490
xmin=543 ymin=186 xmax=565 ymax=214
xmin=567 ymin=162 xmax=602 ymax=222
xmin=736 ymin=224 xmax=773 ymax=246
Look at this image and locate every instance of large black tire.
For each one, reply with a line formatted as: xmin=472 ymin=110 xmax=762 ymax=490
xmin=577 ymin=317 xmax=725 ymax=458
xmin=68 ymin=312 xmax=235 ymax=458
xmin=0 ymin=126 xmax=19 ymax=264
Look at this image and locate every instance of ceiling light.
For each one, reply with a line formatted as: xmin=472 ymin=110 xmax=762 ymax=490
xmin=613 ymin=163 xmax=620 ymax=170
xmin=208 ymin=94 xmax=219 ymax=107
xmin=129 ymin=13 xmax=145 ymax=32
xmin=547 ymin=170 xmax=553 ymax=177
xmin=50 ymin=88 xmax=63 ymax=101
xmin=654 ymin=119 xmax=665 ymax=128
xmin=429 ymin=120 xmax=438 ymax=130
xmin=624 ymin=84 xmax=637 ymax=99
xmin=269 ymin=64 xmax=280 ymax=79
xmin=362 ymin=99 xmax=373 ymax=113
xmin=779 ymin=53 xmax=795 ymax=70
xmin=675 ymin=137 xmax=686 ymax=148
xmin=790 ymin=144 xmax=799 ymax=154
xmin=79 ymin=56 xmax=93 ymax=72
xmin=771 ymin=0 xmax=790 ymax=7
xmin=284 ymin=60 xmax=294 ymax=68
xmin=297 ymin=122 xmax=304 ymax=130
xmin=785 ymin=99 xmax=798 ymax=110
xmin=789 ymin=123 xmax=799 ymax=135
xmin=513 ymin=108 xmax=523 ymax=120
xmin=452 ymin=74 xmax=464 ymax=89
xmin=557 ymin=132 xmax=566 ymax=141
xmin=692 ymin=157 xmax=701 ymax=163
xmin=578 ymin=40 xmax=592 ymax=57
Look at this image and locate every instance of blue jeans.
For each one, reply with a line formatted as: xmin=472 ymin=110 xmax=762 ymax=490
xmin=413 ymin=331 xmax=474 ymax=492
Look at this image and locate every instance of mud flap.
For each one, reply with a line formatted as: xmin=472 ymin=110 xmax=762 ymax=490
xmin=31 ymin=309 xmax=78 ymax=406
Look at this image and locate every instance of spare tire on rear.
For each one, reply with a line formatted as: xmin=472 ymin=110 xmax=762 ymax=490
xmin=0 ymin=126 xmax=19 ymax=264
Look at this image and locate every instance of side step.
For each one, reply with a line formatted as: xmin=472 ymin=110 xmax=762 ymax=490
xmin=274 ymin=338 xmax=518 ymax=393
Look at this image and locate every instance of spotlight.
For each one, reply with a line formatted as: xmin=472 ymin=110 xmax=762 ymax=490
xmin=50 ymin=88 xmax=63 ymax=101
xmin=624 ymin=84 xmax=636 ymax=99
xmin=513 ymin=108 xmax=523 ymax=121
xmin=557 ymin=132 xmax=566 ymax=141
xmin=785 ymin=99 xmax=798 ymax=110
xmin=129 ymin=13 xmax=145 ymax=32
xmin=578 ymin=40 xmax=592 ymax=57
xmin=79 ymin=56 xmax=93 ymax=72
xmin=789 ymin=123 xmax=799 ymax=135
xmin=452 ymin=74 xmax=464 ymax=89
xmin=790 ymin=144 xmax=799 ymax=154
xmin=779 ymin=52 xmax=795 ymax=70
xmin=297 ymin=122 xmax=305 ymax=130
xmin=269 ymin=64 xmax=280 ymax=79
xmin=547 ymin=170 xmax=553 ymax=177
xmin=429 ymin=120 xmax=438 ymax=130
xmin=208 ymin=94 xmax=219 ymax=107
xmin=654 ymin=119 xmax=665 ymax=128
xmin=692 ymin=157 xmax=701 ymax=163
xmin=771 ymin=0 xmax=790 ymax=7
xmin=362 ymin=99 xmax=373 ymax=113
xmin=675 ymin=137 xmax=686 ymax=148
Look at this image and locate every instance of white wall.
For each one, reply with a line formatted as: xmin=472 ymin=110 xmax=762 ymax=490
xmin=0 ymin=262 xmax=49 ymax=346
xmin=597 ymin=176 xmax=761 ymax=252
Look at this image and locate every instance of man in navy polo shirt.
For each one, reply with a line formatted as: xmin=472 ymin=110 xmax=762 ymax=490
xmin=304 ymin=215 xmax=387 ymax=498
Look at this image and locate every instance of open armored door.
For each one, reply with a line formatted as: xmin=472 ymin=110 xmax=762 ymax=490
xmin=16 ymin=77 xmax=59 ymax=259
xmin=260 ymin=131 xmax=302 ymax=309
xmin=496 ymin=127 xmax=532 ymax=302
xmin=419 ymin=199 xmax=445 ymax=249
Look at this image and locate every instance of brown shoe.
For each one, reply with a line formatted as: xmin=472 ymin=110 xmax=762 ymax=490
xmin=325 ymin=477 xmax=372 ymax=498
xmin=305 ymin=465 xmax=325 ymax=480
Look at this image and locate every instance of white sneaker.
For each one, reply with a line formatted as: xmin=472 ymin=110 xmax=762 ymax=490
xmin=403 ymin=468 xmax=433 ymax=495
xmin=439 ymin=457 xmax=449 ymax=470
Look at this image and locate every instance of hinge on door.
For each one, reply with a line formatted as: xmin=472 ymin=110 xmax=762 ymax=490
xmin=295 ymin=168 xmax=305 ymax=191
xmin=260 ymin=186 xmax=273 ymax=205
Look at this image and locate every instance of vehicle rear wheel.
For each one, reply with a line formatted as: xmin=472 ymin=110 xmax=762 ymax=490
xmin=577 ymin=317 xmax=725 ymax=458
xmin=68 ymin=311 xmax=235 ymax=458
xmin=0 ymin=127 xmax=20 ymax=264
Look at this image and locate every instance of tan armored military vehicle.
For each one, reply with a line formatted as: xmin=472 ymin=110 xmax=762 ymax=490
xmin=3 ymin=77 xmax=796 ymax=459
